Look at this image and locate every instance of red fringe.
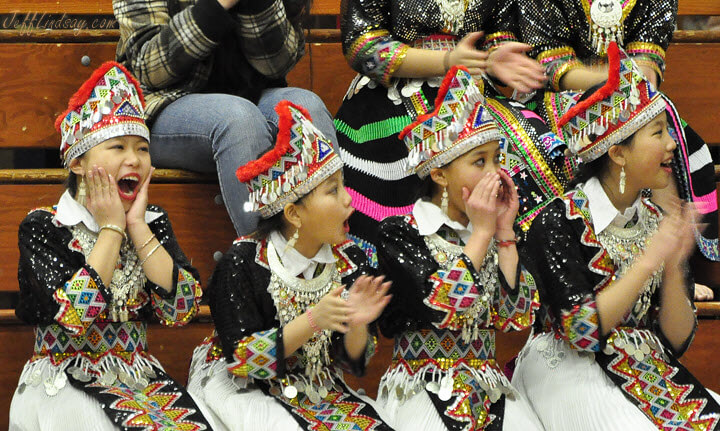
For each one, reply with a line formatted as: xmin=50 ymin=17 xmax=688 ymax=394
xmin=54 ymin=61 xmax=146 ymax=132
xmin=557 ymin=42 xmax=621 ymax=128
xmin=235 ymin=100 xmax=313 ymax=183
xmin=398 ymin=65 xmax=471 ymax=140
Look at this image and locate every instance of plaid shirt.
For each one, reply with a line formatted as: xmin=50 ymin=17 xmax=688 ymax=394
xmin=114 ymin=0 xmax=306 ymax=121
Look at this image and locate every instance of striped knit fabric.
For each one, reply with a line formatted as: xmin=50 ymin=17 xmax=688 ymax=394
xmin=335 ymin=82 xmax=441 ymax=267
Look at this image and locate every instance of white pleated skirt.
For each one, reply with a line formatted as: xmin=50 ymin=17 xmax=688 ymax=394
xmin=188 ymin=356 xmax=392 ymax=431
xmin=510 ymin=332 xmax=720 ymax=431
xmin=9 ymin=359 xmax=220 ymax=431
xmin=10 ymin=380 xmax=118 ymax=431
xmin=376 ymin=379 xmax=543 ymax=430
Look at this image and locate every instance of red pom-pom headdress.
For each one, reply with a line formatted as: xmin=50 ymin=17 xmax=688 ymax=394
xmin=236 ymin=100 xmax=342 ymax=218
xmin=56 ymin=61 xmax=149 ymax=166
xmin=557 ymin=42 xmax=666 ymax=162
xmin=399 ymin=66 xmax=502 ymax=178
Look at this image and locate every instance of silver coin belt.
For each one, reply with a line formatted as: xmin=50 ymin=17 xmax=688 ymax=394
xmin=20 ymin=321 xmax=161 ymax=396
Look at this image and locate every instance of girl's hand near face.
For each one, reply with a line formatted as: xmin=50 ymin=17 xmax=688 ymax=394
xmin=494 ymin=169 xmax=519 ymax=236
xmin=85 ymin=166 xmax=126 ymax=229
xmin=126 ymin=167 xmax=154 ymax=228
xmin=345 ymin=275 xmax=392 ymax=328
xmin=463 ymin=171 xmax=501 ymax=238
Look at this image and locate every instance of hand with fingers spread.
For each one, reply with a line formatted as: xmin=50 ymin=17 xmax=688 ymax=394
xmin=494 ymin=169 xmax=520 ymax=236
xmin=85 ymin=166 xmax=126 ymax=229
xmin=486 ymin=42 xmax=547 ymax=93
xmin=126 ymin=167 xmax=155 ymax=228
xmin=664 ymin=201 xmax=700 ymax=268
xmin=345 ymin=275 xmax=392 ymax=328
xmin=463 ymin=171 xmax=501 ymax=238
xmin=309 ymin=285 xmax=352 ymax=334
xmin=446 ymin=32 xmax=489 ymax=76
xmin=645 ymin=199 xmax=698 ymax=267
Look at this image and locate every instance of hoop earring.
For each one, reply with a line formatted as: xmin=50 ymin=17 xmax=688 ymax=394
xmin=285 ymin=228 xmax=299 ymax=252
xmin=619 ymin=166 xmax=626 ymax=195
xmin=77 ymin=177 xmax=87 ymax=205
xmin=441 ymin=187 xmax=449 ymax=215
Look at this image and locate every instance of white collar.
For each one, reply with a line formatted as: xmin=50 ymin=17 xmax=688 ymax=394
xmin=581 ymin=177 xmax=643 ymax=234
xmin=53 ymin=190 xmax=163 ymax=232
xmin=269 ymin=230 xmax=336 ymax=279
xmin=412 ymin=198 xmax=473 ymax=244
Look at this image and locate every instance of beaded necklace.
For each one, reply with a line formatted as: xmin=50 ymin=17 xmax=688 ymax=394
xmin=266 ymin=241 xmax=341 ymax=392
xmin=596 ymin=203 xmax=662 ymax=322
xmin=72 ymin=224 xmax=146 ymax=322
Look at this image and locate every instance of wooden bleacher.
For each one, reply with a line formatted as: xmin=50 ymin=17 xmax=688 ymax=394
xmin=1 ymin=1 xmax=719 ymax=429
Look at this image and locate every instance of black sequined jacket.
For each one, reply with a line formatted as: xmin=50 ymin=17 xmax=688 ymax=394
xmin=340 ymin=0 xmax=519 ymax=86
xmin=517 ymin=0 xmax=678 ymax=90
xmin=522 ymin=189 xmax=696 ymax=358
xmin=207 ymin=237 xmax=377 ymax=381
xmin=17 ymin=205 xmax=202 ymax=331
xmin=377 ymin=214 xmax=538 ymax=339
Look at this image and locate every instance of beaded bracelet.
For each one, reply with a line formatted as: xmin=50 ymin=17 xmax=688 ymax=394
xmin=307 ymin=308 xmax=321 ymax=333
xmin=496 ymin=238 xmax=518 ymax=247
xmin=139 ymin=242 xmax=162 ymax=266
xmin=138 ymin=233 xmax=156 ymax=252
xmin=100 ymin=224 xmax=126 ymax=240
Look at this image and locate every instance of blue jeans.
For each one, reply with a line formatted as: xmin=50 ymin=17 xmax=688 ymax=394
xmin=149 ymin=87 xmax=337 ymax=236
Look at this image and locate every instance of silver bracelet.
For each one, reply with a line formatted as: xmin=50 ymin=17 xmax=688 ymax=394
xmin=138 ymin=233 xmax=156 ymax=251
xmin=139 ymin=242 xmax=162 ymax=266
xmin=100 ymin=224 xmax=126 ymax=241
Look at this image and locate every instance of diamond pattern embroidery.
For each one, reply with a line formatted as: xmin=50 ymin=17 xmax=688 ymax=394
xmin=426 ymin=258 xmax=483 ymax=330
xmin=608 ymin=340 xmax=720 ymax=431
xmin=151 ymin=268 xmax=200 ymax=327
xmin=229 ymin=329 xmax=278 ymax=380
xmin=288 ymin=389 xmax=383 ymax=431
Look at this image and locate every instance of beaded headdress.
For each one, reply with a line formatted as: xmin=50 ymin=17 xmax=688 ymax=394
xmin=236 ymin=100 xmax=342 ymax=218
xmin=399 ymin=66 xmax=503 ymax=178
xmin=557 ymin=42 xmax=666 ymax=162
xmin=56 ymin=62 xmax=149 ymax=167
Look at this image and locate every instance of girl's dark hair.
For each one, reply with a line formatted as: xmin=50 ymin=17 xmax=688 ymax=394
xmin=251 ymin=193 xmax=309 ymax=240
xmin=414 ymin=175 xmax=436 ymax=201
xmin=567 ymin=82 xmax=634 ymax=188
xmin=65 ymin=171 xmax=79 ymax=196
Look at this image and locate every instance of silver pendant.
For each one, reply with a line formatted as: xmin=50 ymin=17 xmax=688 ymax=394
xmin=283 ymin=384 xmax=298 ymax=399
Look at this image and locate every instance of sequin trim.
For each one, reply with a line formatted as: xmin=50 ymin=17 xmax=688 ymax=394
xmin=346 ymin=29 xmax=410 ymax=87
xmin=53 ymin=267 xmax=106 ymax=335
xmin=380 ymin=328 xmax=510 ymax=431
xmin=494 ymin=269 xmax=539 ymax=332
xmin=537 ymin=46 xmax=583 ymax=91
xmin=228 ymin=329 xmax=279 ymax=379
xmin=482 ymin=31 xmax=518 ymax=51
xmin=150 ymin=267 xmax=201 ymax=327
xmin=606 ymin=328 xmax=720 ymax=430
xmin=33 ymin=322 xmax=149 ymax=364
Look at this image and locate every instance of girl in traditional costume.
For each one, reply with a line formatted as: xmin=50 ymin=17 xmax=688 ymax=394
xmin=9 ymin=62 xmax=211 ymax=431
xmin=512 ymin=42 xmax=720 ymax=430
xmin=514 ymin=0 xmax=719 ymax=280
xmin=187 ymin=100 xmax=394 ymax=431
xmin=334 ymin=0 xmax=547 ymax=265
xmin=375 ymin=66 xmax=541 ymax=431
